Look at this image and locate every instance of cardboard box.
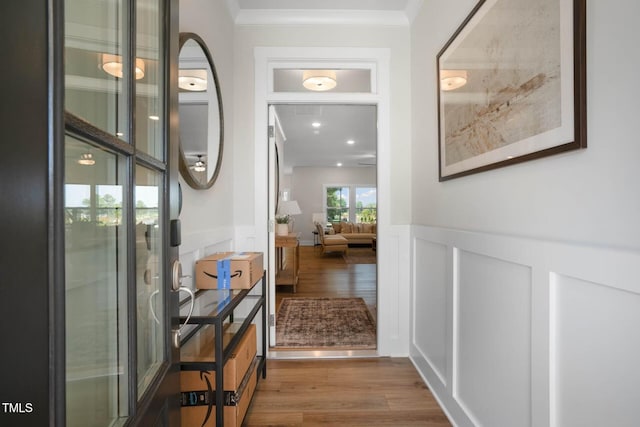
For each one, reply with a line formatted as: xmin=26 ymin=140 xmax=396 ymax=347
xmin=181 ymin=324 xmax=257 ymax=391
xmin=195 ymin=252 xmax=263 ymax=290
xmin=181 ymin=358 xmax=258 ymax=427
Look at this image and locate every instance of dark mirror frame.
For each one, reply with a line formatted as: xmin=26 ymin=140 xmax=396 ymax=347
xmin=178 ymin=32 xmax=224 ymax=190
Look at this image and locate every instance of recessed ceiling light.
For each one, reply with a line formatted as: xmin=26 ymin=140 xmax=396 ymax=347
xmin=312 ymin=122 xmax=321 ymax=128
xmin=336 ymin=162 xmax=342 ymax=167
xmin=149 ymin=115 xmax=160 ymax=121
xmin=347 ymin=139 xmax=355 ymax=145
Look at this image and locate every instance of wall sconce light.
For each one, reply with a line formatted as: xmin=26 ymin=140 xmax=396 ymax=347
xmin=77 ymin=153 xmax=95 ymax=166
xmin=101 ymin=53 xmax=145 ymax=80
xmin=440 ymin=69 xmax=468 ymax=91
xmin=302 ymin=70 xmax=337 ymax=91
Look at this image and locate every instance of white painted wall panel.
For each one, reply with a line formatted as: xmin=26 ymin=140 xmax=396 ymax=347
xmin=413 ymin=238 xmax=448 ymax=384
xmin=410 ymin=226 xmax=640 ymax=427
xmin=456 ymin=250 xmax=532 ymax=427
xmin=552 ymin=275 xmax=640 ymax=427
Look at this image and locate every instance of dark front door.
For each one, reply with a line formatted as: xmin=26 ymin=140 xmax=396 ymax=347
xmin=0 ymin=0 xmax=181 ymax=425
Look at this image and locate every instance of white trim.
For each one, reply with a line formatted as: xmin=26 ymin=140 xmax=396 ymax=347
xmin=254 ymin=46 xmax=406 ymax=357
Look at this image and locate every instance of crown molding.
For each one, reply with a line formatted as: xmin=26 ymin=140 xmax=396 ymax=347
xmin=235 ymin=9 xmax=410 ymax=26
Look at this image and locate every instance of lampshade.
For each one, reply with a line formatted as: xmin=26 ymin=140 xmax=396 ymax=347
xmin=277 ymin=200 xmax=302 ymax=216
xmin=302 ymin=70 xmax=337 ymax=91
xmin=440 ymin=69 xmax=467 ymax=91
xmin=101 ymin=53 xmax=145 ymax=80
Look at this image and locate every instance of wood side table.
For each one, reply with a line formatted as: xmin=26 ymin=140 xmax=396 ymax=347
xmin=275 ymin=233 xmax=300 ymax=292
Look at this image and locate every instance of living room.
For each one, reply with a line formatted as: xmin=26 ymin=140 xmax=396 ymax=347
xmin=272 ymin=103 xmax=379 ymax=351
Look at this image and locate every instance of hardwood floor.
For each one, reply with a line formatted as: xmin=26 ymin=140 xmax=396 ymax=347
xmin=247 ymin=245 xmax=452 ymax=426
xmin=275 ymin=245 xmax=377 ymax=317
xmin=244 ymin=358 xmax=452 ymax=426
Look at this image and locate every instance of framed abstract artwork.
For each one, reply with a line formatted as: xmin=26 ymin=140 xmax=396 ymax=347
xmin=437 ymin=0 xmax=586 ymax=181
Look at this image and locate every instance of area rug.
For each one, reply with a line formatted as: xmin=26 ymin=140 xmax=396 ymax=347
xmin=276 ymin=297 xmax=376 ymax=349
xmin=343 ymin=247 xmax=377 ymax=264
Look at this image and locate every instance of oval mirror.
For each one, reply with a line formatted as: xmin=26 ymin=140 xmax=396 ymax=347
xmin=178 ymin=32 xmax=223 ymax=189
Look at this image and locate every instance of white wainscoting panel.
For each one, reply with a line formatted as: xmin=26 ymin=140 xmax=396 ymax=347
xmin=455 ymin=250 xmax=532 ymax=427
xmin=551 ymin=274 xmax=640 ymax=427
xmin=410 ymin=225 xmax=640 ymax=427
xmin=377 ymin=225 xmax=411 ymax=356
xmin=413 ymin=238 xmax=448 ymax=385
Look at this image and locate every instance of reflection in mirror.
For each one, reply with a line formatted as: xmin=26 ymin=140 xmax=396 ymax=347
xmin=178 ymin=33 xmax=223 ymax=189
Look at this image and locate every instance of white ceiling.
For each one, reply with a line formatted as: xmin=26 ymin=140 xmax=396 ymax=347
xmin=274 ymin=104 xmax=377 ymax=172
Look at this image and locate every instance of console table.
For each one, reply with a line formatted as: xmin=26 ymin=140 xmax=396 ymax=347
xmin=275 ymin=233 xmax=300 ymax=292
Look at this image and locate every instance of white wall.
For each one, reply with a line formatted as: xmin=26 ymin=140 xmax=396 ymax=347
xmin=233 ymin=24 xmax=412 ymax=227
xmin=290 ymin=166 xmax=376 ymax=245
xmin=410 ymin=1 xmax=640 ymax=425
xmin=178 ymin=0 xmax=237 ymax=280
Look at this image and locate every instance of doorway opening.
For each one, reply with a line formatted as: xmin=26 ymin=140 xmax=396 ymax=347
xmin=269 ymin=103 xmax=378 ymax=353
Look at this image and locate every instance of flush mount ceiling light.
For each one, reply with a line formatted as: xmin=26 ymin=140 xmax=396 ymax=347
xmin=77 ymin=153 xmax=95 ymax=166
xmin=178 ymin=69 xmax=208 ymax=91
xmin=440 ymin=69 xmax=468 ymax=91
xmin=101 ymin=53 xmax=145 ymax=80
xmin=302 ymin=70 xmax=337 ymax=91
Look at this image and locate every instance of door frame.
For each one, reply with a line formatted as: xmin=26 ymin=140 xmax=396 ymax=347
xmin=253 ymin=47 xmax=396 ymax=356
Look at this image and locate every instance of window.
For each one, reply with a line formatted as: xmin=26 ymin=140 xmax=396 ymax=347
xmin=325 ymin=185 xmax=376 ymax=223
xmin=325 ymin=186 xmax=349 ymax=222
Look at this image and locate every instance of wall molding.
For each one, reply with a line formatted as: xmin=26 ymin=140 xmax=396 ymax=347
xmin=410 ymin=224 xmax=640 ymax=426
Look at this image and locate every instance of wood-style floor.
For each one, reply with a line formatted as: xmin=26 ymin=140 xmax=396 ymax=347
xmin=244 ymin=245 xmax=452 ymax=426
xmin=275 ymin=245 xmax=377 ymax=317
xmin=244 ymin=358 xmax=452 ymax=426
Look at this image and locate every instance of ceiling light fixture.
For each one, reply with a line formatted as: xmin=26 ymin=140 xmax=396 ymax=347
xmin=336 ymin=162 xmax=343 ymax=167
xmin=347 ymin=139 xmax=355 ymax=145
xmin=311 ymin=122 xmax=321 ymax=128
xmin=178 ymin=69 xmax=208 ymax=91
xmin=302 ymin=70 xmax=337 ymax=91
xmin=440 ymin=69 xmax=468 ymax=91
xmin=77 ymin=153 xmax=95 ymax=166
xmin=191 ymin=155 xmax=206 ymax=172
xmin=101 ymin=53 xmax=145 ymax=80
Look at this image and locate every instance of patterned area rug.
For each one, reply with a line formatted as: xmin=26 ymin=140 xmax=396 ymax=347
xmin=276 ymin=297 xmax=376 ymax=349
xmin=342 ymin=247 xmax=377 ymax=264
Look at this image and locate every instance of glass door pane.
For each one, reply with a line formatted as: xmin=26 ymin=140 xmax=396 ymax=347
xmin=135 ymin=166 xmax=165 ymax=397
xmin=64 ymin=135 xmax=129 ymax=427
xmin=65 ymin=0 xmax=129 ymax=140
xmin=136 ymin=0 xmax=164 ymax=159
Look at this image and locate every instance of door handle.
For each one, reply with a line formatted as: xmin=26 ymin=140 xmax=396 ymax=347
xmin=170 ymin=260 xmax=196 ymax=348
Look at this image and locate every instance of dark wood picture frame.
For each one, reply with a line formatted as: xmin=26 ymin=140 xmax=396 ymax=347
xmin=437 ymin=0 xmax=586 ymax=181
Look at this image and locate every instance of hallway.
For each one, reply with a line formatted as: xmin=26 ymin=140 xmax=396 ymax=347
xmin=244 ymin=358 xmax=452 ymax=426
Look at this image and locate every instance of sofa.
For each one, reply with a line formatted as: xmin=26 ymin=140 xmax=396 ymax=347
xmin=330 ymin=221 xmax=376 ymax=246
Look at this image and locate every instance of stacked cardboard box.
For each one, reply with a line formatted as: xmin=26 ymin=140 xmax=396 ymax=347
xmin=181 ymin=324 xmax=258 ymax=427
